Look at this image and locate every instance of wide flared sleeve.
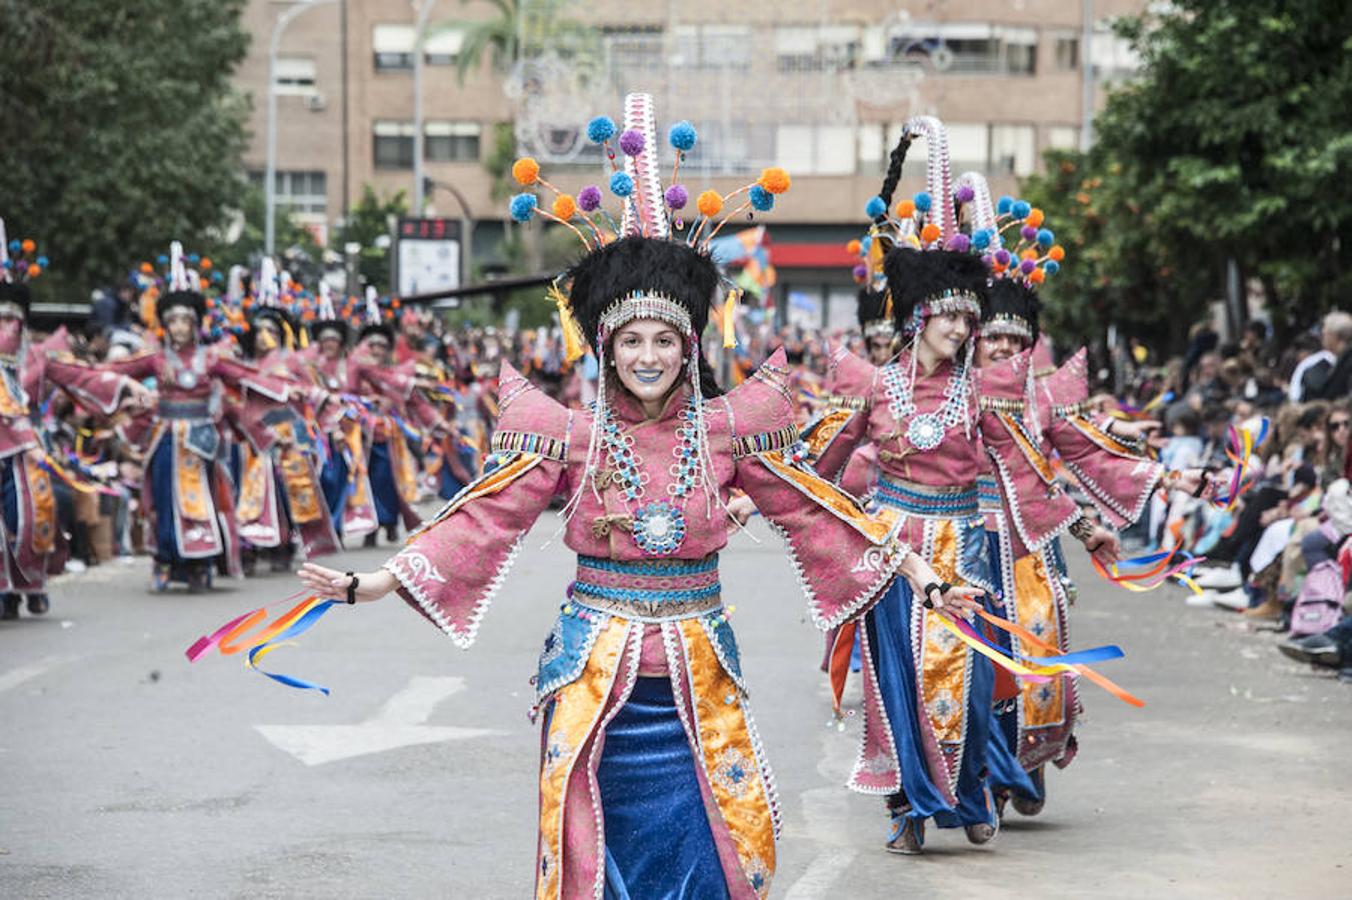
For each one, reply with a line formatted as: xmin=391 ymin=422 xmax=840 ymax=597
xmin=208 ymin=352 xmax=291 ymax=402
xmin=1042 ymin=349 xmax=1163 ymax=528
xmin=725 ymin=348 xmax=908 ymax=630
xmin=382 ymin=361 xmax=573 ymax=648
xmin=802 ymin=346 xmax=876 ymax=481
xmin=33 ymin=351 xmax=140 ymax=416
xmin=977 ymin=353 xmax=1083 ymax=552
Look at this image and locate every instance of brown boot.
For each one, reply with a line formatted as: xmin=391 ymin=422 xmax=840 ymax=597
xmin=1243 ymin=597 xmax=1283 ymax=620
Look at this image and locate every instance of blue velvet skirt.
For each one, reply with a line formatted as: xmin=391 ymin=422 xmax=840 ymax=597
xmin=866 ymin=578 xmax=999 ymax=829
xmin=982 ymin=531 xmax=1042 ymax=802
xmin=598 ymin=677 xmax=728 ymax=900
xmin=367 ymin=441 xmax=398 ymax=527
xmin=318 ymin=439 xmax=349 ymax=532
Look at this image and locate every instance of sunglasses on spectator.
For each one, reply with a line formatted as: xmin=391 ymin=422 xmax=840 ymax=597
xmin=1332 ymin=419 xmax=1350 ymax=431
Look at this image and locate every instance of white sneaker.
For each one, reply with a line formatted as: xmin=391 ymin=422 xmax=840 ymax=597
xmin=1185 ymin=592 xmax=1216 ymax=608
xmin=1193 ymin=564 xmax=1241 ymax=590
xmin=64 ymin=559 xmax=87 ymax=574
xmin=1210 ymin=587 xmax=1250 ymax=611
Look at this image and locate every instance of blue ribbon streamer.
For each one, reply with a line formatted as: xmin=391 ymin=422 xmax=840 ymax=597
xmin=245 ymin=599 xmax=340 ymax=694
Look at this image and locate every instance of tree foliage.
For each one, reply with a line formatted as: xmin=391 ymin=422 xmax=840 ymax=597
xmin=0 ymin=0 xmax=251 ymax=299
xmin=1023 ymin=0 xmax=1352 ymax=350
xmin=334 ymin=185 xmax=409 ymax=294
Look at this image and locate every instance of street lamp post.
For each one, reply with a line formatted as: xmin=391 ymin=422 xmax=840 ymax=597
xmin=411 ymin=0 xmax=438 ymax=215
xmin=265 ymin=0 xmax=338 ymax=256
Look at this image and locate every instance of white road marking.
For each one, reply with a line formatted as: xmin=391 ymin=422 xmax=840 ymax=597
xmin=255 ymin=675 xmax=504 ymax=766
xmin=0 ymin=655 xmax=72 ymax=696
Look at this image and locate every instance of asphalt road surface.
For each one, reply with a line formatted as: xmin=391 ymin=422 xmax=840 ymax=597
xmin=3 ymin=516 xmax=1349 ymax=898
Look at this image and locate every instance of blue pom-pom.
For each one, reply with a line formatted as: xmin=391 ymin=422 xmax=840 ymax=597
xmin=913 ymin=191 xmax=932 ymax=212
xmin=972 ymin=229 xmax=992 ymax=251
xmin=860 ymin=236 xmax=873 ymax=254
xmin=1043 ymin=260 xmax=1061 ymax=275
xmin=609 ymin=171 xmax=634 ymax=197
xmin=587 ymin=116 xmax=616 ymax=143
xmin=1012 ymin=200 xmax=1031 ymax=219
xmin=212 ymin=271 xmax=224 ymax=282
xmin=36 ymin=255 xmax=49 ymax=267
xmin=188 ymin=253 xmax=200 ymax=264
xmin=996 ymin=195 xmax=1014 ymax=215
xmin=508 ymin=193 xmax=538 ymax=222
xmin=1 ymin=260 xmax=11 ymax=270
xmin=7 ymin=240 xmax=19 ymax=253
xmin=749 ymin=185 xmax=774 ymax=212
xmin=1036 ymin=228 xmax=1055 ymax=247
xmin=864 ymin=196 xmax=886 ymax=218
xmin=157 ymin=254 xmax=169 ymax=265
xmin=668 ymin=121 xmax=697 ymax=151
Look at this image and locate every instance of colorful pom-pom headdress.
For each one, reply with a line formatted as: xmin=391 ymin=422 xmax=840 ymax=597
xmin=0 ymin=217 xmax=46 ymax=321
xmin=310 ymin=282 xmax=350 ymax=345
xmin=355 ymin=285 xmax=396 ymax=345
xmin=507 ymin=92 xmax=791 ymax=364
xmin=155 ymin=241 xmax=210 ymax=327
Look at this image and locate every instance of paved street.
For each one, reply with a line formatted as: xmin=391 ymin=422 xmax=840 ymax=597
xmin=2 ymin=516 xmax=1349 ymax=899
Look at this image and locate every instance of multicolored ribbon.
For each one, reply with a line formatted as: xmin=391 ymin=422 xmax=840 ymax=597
xmin=186 ymin=592 xmax=341 ymax=694
xmin=1212 ymin=417 xmax=1270 ymax=510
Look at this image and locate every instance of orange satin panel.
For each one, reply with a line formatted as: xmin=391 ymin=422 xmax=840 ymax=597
xmin=236 ymin=444 xmax=268 ymax=522
xmin=279 ymin=448 xmax=323 ymax=524
xmin=758 ymin=451 xmax=901 ymax=543
xmin=997 ymin=411 xmax=1056 ymax=483
xmin=173 ymin=422 xmax=211 ymax=521
xmin=1068 ymin=414 xmax=1139 ymax=457
xmin=536 ymin=618 xmax=630 ymax=900
xmin=1012 ymin=551 xmax=1065 ymax=729
xmin=679 ymin=618 xmax=776 ymax=897
xmin=801 ymin=408 xmax=854 ymax=460
xmin=919 ymin=519 xmax=972 ymax=760
xmin=25 ymin=456 xmax=56 ymax=554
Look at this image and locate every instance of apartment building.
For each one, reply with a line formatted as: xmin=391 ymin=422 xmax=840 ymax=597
xmin=238 ymin=0 xmax=1145 ymax=324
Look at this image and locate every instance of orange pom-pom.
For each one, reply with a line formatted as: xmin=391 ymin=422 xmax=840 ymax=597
xmin=553 ymin=194 xmax=577 ymax=220
xmin=1028 ymin=268 xmax=1046 ymax=284
xmin=242 ymin=297 xmax=254 ymax=309
xmin=1048 ymin=245 xmax=1066 ymax=262
xmin=140 ymin=262 xmax=154 ymax=274
xmin=21 ymin=239 xmax=35 ymax=253
xmin=895 ymin=199 xmax=916 ymax=219
xmin=206 ymin=298 xmax=216 ymax=308
xmin=1026 ymin=208 xmax=1044 ymax=227
xmin=512 ymin=157 xmax=540 ymax=185
xmin=26 ymin=264 xmax=41 ymax=277
xmin=846 ymin=239 xmax=862 ymax=255
xmin=391 ymin=298 xmax=401 ymax=309
xmin=757 ymin=167 xmax=791 ymax=194
xmin=919 ymin=223 xmax=941 ymax=244
xmin=200 ymin=258 xmax=213 ymax=270
xmin=992 ymin=260 xmax=1008 ymax=273
xmin=697 ymin=190 xmax=723 ymax=218
xmin=1021 ymin=248 xmax=1038 ymax=260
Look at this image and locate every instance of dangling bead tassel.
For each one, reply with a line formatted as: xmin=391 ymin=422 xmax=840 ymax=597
xmin=722 ymin=289 xmax=740 ymax=349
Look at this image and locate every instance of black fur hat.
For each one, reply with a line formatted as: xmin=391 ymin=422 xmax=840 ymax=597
xmin=0 ymin=281 xmax=32 ymax=318
xmin=156 ymin=289 xmax=206 ymax=323
xmin=311 ymin=317 xmax=350 ymax=345
xmin=982 ymin=279 xmax=1041 ymax=345
xmin=242 ymin=305 xmax=297 ymax=357
xmin=566 ymin=236 xmax=720 ymax=354
xmin=883 ymin=248 xmax=987 ymax=336
xmin=856 ymin=287 xmax=889 ymax=330
xmin=358 ymin=321 xmax=395 ymax=345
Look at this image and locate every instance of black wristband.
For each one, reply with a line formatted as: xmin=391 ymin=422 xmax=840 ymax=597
xmin=345 ymin=571 xmax=358 ymax=605
xmin=922 ymin=582 xmax=941 ymax=609
xmin=1192 ymin=474 xmax=1208 ymax=498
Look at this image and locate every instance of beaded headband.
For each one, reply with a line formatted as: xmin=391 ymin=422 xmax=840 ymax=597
xmin=863 ymin=320 xmax=896 ymax=340
xmin=598 ymin=291 xmax=694 ymax=340
xmin=981 ymin=313 xmax=1034 ymax=341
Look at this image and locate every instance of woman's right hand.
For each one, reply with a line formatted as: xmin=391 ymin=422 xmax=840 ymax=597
xmin=298 ymin=563 xmax=398 ymax=603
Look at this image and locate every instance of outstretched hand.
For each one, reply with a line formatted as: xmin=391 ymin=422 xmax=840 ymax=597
xmin=901 ymin=552 xmax=986 ymax=618
xmin=298 ymin=562 xmax=397 ymax=603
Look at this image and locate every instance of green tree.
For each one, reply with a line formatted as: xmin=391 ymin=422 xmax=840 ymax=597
xmin=334 ymin=185 xmax=409 ymax=294
xmin=1024 ymin=0 xmax=1352 ymax=349
xmin=0 ymin=0 xmax=251 ymax=299
xmin=433 ymin=0 xmax=597 ymax=85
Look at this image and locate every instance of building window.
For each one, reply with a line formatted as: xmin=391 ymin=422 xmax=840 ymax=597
xmin=249 ymin=170 xmax=327 ymax=215
xmin=1047 ymin=126 xmax=1080 ymax=151
xmin=948 ymin=123 xmax=992 ymax=176
xmin=1090 ymin=27 xmax=1141 ymax=81
xmin=424 ymin=28 xmax=464 ymax=65
xmin=891 ymin=23 xmax=1038 ymax=76
xmin=774 ymin=25 xmax=860 ymax=72
xmin=672 ymin=25 xmax=752 ymax=69
xmin=990 ymin=124 xmax=1037 ymax=176
xmin=1054 ymin=35 xmax=1079 ymax=71
xmin=373 ymin=24 xmax=415 ymax=71
xmin=774 ymin=123 xmax=856 ymax=175
xmin=374 ymin=121 xmax=481 ymax=168
xmin=273 ymin=57 xmax=317 ymax=95
xmin=425 ymin=121 xmax=481 ymax=162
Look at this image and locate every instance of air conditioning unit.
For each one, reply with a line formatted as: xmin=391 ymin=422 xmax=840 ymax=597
xmin=305 ymin=92 xmax=328 ymax=112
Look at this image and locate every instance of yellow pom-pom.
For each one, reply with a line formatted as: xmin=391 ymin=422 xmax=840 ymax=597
xmin=895 ymin=199 xmax=916 ymax=219
xmin=512 ymin=157 xmax=540 ymax=185
xmin=1026 ymin=208 xmax=1044 ymax=227
xmin=1028 ymin=268 xmax=1046 ymax=284
xmin=846 ymin=239 xmax=862 ymax=255
xmin=553 ymin=194 xmax=577 ymax=220
xmin=757 ymin=167 xmax=791 ymax=194
xmin=697 ymin=190 xmax=723 ymax=218
xmin=26 ymin=264 xmax=41 ymax=277
xmin=920 ymin=223 xmax=941 ymax=244
xmin=21 ymin=239 xmax=35 ymax=253
xmin=1048 ymin=245 xmax=1066 ymax=262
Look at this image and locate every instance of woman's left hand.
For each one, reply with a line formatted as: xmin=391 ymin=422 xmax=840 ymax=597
xmin=901 ymin=553 xmax=986 ymax=618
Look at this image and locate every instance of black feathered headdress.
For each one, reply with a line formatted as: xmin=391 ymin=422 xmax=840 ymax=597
xmin=856 ymin=287 xmax=894 ymax=339
xmin=982 ymin=278 xmax=1040 ymax=345
xmin=882 ymin=248 xmax=986 ymax=338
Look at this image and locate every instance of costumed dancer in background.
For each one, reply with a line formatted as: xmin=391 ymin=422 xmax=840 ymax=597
xmin=234 ymin=260 xmax=339 ymax=572
xmin=0 ymin=222 xmax=148 ymax=619
xmin=802 ymin=118 xmax=1121 ymax=855
xmin=297 ymin=95 xmax=980 ymax=899
xmin=103 ymin=243 xmax=293 ymax=592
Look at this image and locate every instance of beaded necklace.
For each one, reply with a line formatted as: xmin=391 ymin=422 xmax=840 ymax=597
xmin=600 ymin=393 xmax=702 ymax=555
xmin=881 ymin=352 xmax=970 ymax=452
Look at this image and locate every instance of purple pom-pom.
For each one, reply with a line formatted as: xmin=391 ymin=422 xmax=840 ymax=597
xmin=665 ymin=184 xmax=689 ymax=209
xmin=577 ymin=186 xmax=602 ymax=212
xmin=945 ymin=234 xmax=971 ymax=253
xmin=852 ymin=264 xmax=868 ymax=281
xmin=1020 ymin=225 xmax=1038 ymax=241
xmin=955 ymin=185 xmax=975 ymax=204
xmin=981 ymin=253 xmax=995 ymax=268
xmin=994 ymin=249 xmax=1012 ymax=266
xmin=1019 ymin=258 xmax=1037 ymax=274
xmin=619 ymin=129 xmax=645 ymax=157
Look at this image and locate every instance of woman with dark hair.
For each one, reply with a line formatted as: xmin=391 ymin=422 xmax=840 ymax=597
xmin=297 ymin=96 xmax=978 ymax=899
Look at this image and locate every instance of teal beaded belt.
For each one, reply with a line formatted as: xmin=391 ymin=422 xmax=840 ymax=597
xmin=875 ymin=476 xmax=979 ymax=519
xmin=571 ymin=554 xmax=722 ymax=620
xmin=976 ymin=474 xmax=1002 ymax=514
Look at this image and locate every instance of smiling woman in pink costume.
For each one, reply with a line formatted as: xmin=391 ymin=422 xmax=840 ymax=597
xmin=298 ymin=95 xmax=979 ymax=900
xmin=802 ymin=118 xmax=1124 ymax=855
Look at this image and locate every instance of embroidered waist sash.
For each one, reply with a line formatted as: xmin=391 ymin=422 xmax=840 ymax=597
xmin=875 ymin=476 xmax=980 ymax=519
xmin=159 ymin=399 xmax=213 ymax=421
xmin=976 ymin=474 xmax=1002 ymax=515
xmin=571 ymin=553 xmax=722 ymax=621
